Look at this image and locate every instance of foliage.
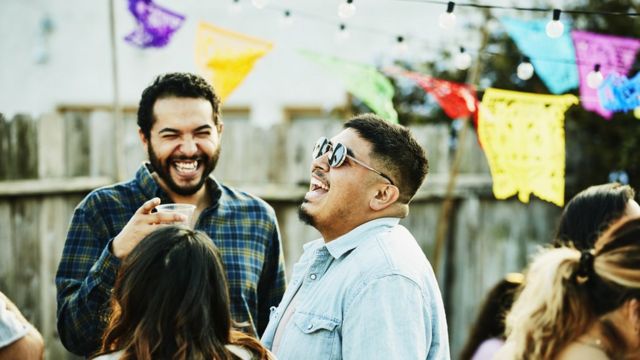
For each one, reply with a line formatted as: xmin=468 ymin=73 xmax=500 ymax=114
xmin=348 ymin=0 xmax=640 ymax=201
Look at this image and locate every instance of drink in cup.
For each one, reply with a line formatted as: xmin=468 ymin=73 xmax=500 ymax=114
xmin=155 ymin=203 xmax=196 ymax=227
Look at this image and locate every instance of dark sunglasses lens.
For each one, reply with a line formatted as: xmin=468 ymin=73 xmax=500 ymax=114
xmin=312 ymin=138 xmax=328 ymax=159
xmin=330 ymin=143 xmax=346 ymax=167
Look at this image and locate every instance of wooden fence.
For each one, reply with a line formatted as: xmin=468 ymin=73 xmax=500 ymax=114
xmin=0 ymin=111 xmax=563 ymax=358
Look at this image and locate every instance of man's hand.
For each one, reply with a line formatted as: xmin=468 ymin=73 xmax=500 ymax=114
xmin=111 ymin=198 xmax=186 ymax=259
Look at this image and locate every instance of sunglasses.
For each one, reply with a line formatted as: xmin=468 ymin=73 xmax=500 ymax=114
xmin=312 ymin=137 xmax=395 ymax=186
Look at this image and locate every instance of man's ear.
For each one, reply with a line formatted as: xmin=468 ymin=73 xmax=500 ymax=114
xmin=217 ymin=122 xmax=224 ymax=137
xmin=370 ymin=185 xmax=400 ymax=211
xmin=139 ymin=128 xmax=148 ymax=148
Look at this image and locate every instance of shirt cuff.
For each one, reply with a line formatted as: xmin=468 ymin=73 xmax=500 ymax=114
xmin=90 ymin=240 xmax=122 ymax=297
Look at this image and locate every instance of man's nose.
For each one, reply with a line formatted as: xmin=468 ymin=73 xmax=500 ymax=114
xmin=311 ymin=152 xmax=330 ymax=172
xmin=179 ymin=137 xmax=198 ymax=156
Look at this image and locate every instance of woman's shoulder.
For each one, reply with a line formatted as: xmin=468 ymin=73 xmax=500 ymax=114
xmin=226 ymin=344 xmax=277 ymax=360
xmin=92 ymin=350 xmax=124 ymax=360
xmin=556 ymin=341 xmax=609 ymax=360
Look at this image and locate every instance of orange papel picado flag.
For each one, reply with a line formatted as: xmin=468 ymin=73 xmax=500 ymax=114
xmin=195 ymin=22 xmax=273 ymax=102
xmin=478 ymin=88 xmax=578 ymax=207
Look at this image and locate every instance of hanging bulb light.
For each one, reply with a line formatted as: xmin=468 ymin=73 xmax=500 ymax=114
xmin=455 ymin=47 xmax=472 ymax=70
xmin=252 ymin=0 xmax=268 ymax=9
xmin=394 ymin=35 xmax=409 ymax=56
xmin=545 ymin=9 xmax=564 ymax=38
xmin=438 ymin=2 xmax=456 ymax=30
xmin=228 ymin=0 xmax=242 ymax=14
xmin=517 ymin=56 xmax=534 ymax=80
xmin=335 ymin=23 xmax=350 ymax=42
xmin=338 ymin=0 xmax=356 ymax=20
xmin=280 ymin=10 xmax=293 ymax=27
xmin=587 ymin=64 xmax=604 ymax=89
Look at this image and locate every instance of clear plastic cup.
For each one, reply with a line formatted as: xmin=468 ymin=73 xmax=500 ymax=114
xmin=155 ymin=203 xmax=196 ymax=228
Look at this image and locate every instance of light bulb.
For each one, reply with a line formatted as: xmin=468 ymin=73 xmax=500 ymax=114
xmin=545 ymin=9 xmax=564 ymax=38
xmin=438 ymin=2 xmax=456 ymax=29
xmin=252 ymin=0 xmax=267 ymax=9
xmin=335 ymin=23 xmax=350 ymax=42
xmin=455 ymin=47 xmax=471 ymax=70
xmin=517 ymin=58 xmax=534 ymax=80
xmin=228 ymin=0 xmax=242 ymax=14
xmin=394 ymin=36 xmax=409 ymax=56
xmin=338 ymin=0 xmax=356 ymax=19
xmin=280 ymin=10 xmax=293 ymax=27
xmin=586 ymin=64 xmax=604 ymax=89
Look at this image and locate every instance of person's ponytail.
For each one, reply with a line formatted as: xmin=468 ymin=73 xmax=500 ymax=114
xmin=501 ymin=247 xmax=593 ymax=360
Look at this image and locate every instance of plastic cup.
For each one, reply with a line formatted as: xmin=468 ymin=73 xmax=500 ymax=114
xmin=155 ymin=203 xmax=196 ymax=228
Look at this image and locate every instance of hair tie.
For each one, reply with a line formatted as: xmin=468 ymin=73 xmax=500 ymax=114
xmin=577 ymin=249 xmax=595 ymax=278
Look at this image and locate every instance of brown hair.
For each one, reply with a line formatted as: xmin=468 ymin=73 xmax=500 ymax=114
xmin=95 ymin=226 xmax=269 ymax=360
xmin=502 ymin=216 xmax=640 ymax=359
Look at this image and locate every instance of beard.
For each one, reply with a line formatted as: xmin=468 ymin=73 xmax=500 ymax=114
xmin=147 ymin=142 xmax=220 ymax=196
xmin=298 ymin=201 xmax=316 ymax=227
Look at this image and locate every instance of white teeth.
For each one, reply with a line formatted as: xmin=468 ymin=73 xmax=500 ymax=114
xmin=310 ymin=178 xmax=329 ymax=191
xmin=174 ymin=161 xmax=198 ymax=171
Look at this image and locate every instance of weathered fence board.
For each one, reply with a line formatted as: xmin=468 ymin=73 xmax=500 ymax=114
xmin=0 ymin=111 xmax=563 ymax=358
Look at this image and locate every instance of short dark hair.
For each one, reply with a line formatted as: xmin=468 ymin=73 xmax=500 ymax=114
xmin=137 ymin=72 xmax=221 ymax=139
xmin=554 ymin=183 xmax=636 ymax=249
xmin=344 ymin=113 xmax=428 ymax=203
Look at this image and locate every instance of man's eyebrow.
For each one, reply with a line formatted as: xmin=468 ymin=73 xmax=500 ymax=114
xmin=158 ymin=127 xmax=180 ymax=134
xmin=346 ymin=147 xmax=355 ymax=157
xmin=194 ymin=124 xmax=213 ymax=132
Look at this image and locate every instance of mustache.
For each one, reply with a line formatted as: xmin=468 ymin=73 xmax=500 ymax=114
xmin=167 ymin=154 xmax=207 ymax=162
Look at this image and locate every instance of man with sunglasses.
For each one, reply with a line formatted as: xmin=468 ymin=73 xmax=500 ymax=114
xmin=262 ymin=114 xmax=450 ymax=359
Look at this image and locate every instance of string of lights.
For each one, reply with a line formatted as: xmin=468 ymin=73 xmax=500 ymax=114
xmin=230 ymin=0 xmax=638 ymax=88
xmin=397 ymin=0 xmax=640 ymax=17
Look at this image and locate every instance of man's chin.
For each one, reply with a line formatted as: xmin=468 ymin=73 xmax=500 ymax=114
xmin=298 ymin=204 xmax=316 ymax=226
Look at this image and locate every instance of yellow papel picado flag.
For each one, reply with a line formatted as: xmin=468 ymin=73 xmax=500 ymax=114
xmin=195 ymin=22 xmax=273 ymax=102
xmin=478 ymin=88 xmax=578 ymax=207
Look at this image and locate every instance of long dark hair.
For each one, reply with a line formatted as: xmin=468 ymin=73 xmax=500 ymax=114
xmin=459 ymin=274 xmax=523 ymax=360
xmin=96 ymin=226 xmax=269 ymax=360
xmin=554 ymin=183 xmax=635 ymax=249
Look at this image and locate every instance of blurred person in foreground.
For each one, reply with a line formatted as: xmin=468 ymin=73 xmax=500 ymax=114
xmin=56 ymin=72 xmax=285 ymax=356
xmin=0 ymin=291 xmax=44 ymax=359
xmin=459 ymin=273 xmax=523 ymax=360
xmin=496 ymin=216 xmax=640 ymax=360
xmin=92 ymin=226 xmax=274 ymax=360
xmin=262 ymin=114 xmax=449 ymax=359
xmin=554 ymin=182 xmax=640 ymax=249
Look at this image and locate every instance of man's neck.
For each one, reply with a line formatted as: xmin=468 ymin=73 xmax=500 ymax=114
xmin=151 ymin=173 xmax=211 ymax=210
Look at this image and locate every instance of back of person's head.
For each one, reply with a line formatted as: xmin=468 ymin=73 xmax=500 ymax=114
xmin=503 ymin=216 xmax=640 ymax=360
xmin=554 ymin=183 xmax=635 ymax=249
xmin=137 ymin=72 xmax=221 ymax=139
xmin=98 ymin=225 xmax=268 ymax=360
xmin=344 ymin=114 xmax=428 ymax=204
xmin=459 ymin=273 xmax=523 ymax=360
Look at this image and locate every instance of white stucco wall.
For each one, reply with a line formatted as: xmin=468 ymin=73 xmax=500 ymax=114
xmin=0 ymin=0 xmax=482 ymax=125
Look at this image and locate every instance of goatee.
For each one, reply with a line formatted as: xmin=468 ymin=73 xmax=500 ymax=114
xmin=298 ymin=201 xmax=315 ymax=226
xmin=147 ymin=142 xmax=219 ymax=196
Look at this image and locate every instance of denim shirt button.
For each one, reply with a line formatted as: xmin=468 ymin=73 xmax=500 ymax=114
xmin=307 ymin=323 xmax=313 ymax=330
xmin=309 ymin=273 xmax=317 ymax=280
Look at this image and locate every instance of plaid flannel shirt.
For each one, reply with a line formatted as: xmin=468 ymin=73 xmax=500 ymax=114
xmin=55 ymin=164 xmax=286 ymax=356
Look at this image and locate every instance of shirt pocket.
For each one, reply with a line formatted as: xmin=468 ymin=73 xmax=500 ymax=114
xmin=280 ymin=312 xmax=340 ymax=360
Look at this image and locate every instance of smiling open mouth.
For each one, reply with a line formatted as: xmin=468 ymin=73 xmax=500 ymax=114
xmin=172 ymin=160 xmax=200 ymax=177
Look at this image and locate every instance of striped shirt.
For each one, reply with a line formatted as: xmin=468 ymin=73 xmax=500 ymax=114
xmin=55 ymin=163 xmax=286 ymax=356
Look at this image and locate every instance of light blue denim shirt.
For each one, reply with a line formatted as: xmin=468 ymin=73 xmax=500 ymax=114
xmin=262 ymin=217 xmax=450 ymax=360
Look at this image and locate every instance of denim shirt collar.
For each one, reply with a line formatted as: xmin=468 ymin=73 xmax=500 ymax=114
xmin=135 ymin=162 xmax=222 ymax=207
xmin=324 ymin=217 xmax=400 ymax=259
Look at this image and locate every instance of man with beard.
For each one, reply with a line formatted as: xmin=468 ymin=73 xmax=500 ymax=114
xmin=55 ymin=72 xmax=286 ymax=357
xmin=261 ymin=114 xmax=450 ymax=359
